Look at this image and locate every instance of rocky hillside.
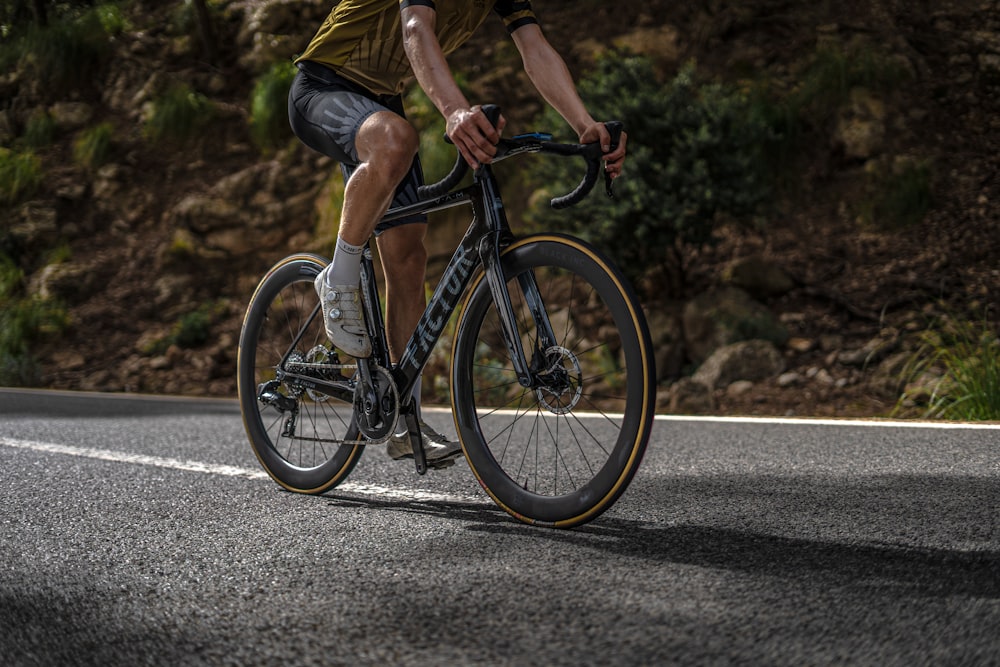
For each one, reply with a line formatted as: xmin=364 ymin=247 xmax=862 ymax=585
xmin=2 ymin=0 xmax=998 ymax=418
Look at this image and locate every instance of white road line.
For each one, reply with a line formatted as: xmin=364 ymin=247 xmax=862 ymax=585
xmin=0 ymin=437 xmax=477 ymax=504
xmin=653 ymin=415 xmax=1000 ymax=429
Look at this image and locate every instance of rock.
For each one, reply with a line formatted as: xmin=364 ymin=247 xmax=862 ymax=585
xmin=787 ymin=337 xmax=815 ymax=353
xmin=666 ymin=377 xmax=715 ymax=414
xmin=721 ymin=254 xmax=796 ymax=298
xmin=50 ymin=349 xmax=86 ymax=371
xmin=834 ymin=88 xmax=887 ymax=160
xmin=48 ymin=102 xmax=93 ymax=131
xmin=692 ymin=340 xmax=786 ymax=389
xmin=980 ymin=53 xmax=1000 ymax=74
xmin=682 ymin=287 xmax=788 ymax=364
xmin=645 ymin=306 xmax=685 ymax=381
xmin=612 ymin=24 xmax=681 ymax=72
xmin=819 ymin=334 xmax=844 ymax=352
xmin=778 ymin=372 xmax=803 ymax=387
xmin=92 ymin=164 xmax=126 ymax=202
xmin=28 ymin=262 xmax=84 ymax=301
xmin=727 ymin=380 xmax=755 ymax=397
xmin=236 ymin=0 xmax=328 ymax=72
xmin=838 ymin=331 xmax=900 ymax=367
xmin=812 ymin=368 xmax=836 ymax=386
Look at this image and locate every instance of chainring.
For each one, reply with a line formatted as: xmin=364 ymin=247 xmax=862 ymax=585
xmin=354 ymin=365 xmax=399 ymax=444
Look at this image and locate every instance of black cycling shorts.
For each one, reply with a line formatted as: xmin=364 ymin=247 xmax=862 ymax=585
xmin=288 ymin=60 xmax=427 ymax=232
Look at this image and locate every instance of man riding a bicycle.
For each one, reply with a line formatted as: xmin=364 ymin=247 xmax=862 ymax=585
xmin=288 ymin=0 xmax=627 ymax=466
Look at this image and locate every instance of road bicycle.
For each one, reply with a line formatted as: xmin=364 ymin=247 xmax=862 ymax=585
xmin=237 ymin=106 xmax=655 ymax=528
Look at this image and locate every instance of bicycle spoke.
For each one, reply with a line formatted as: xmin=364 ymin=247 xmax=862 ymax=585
xmin=453 ymin=237 xmax=653 ymax=526
xmin=238 ymin=255 xmax=363 ymax=492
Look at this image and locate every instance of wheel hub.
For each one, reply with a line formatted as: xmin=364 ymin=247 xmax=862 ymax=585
xmin=535 ymin=345 xmax=583 ymax=414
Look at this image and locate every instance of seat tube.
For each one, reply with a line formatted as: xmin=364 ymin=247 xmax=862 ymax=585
xmin=359 ymin=245 xmax=389 ymax=363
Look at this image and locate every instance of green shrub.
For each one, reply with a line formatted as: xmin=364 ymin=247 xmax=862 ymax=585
xmin=0 ymin=147 xmax=43 ymax=206
xmin=0 ymin=253 xmax=68 ymax=386
xmin=859 ymin=158 xmax=933 ymax=230
xmin=144 ymin=303 xmax=222 ymax=354
xmin=173 ymin=308 xmax=212 ymax=348
xmin=249 ymin=60 xmax=297 ymax=152
xmin=73 ymin=122 xmax=115 ymax=170
xmin=23 ymin=110 xmax=56 ymax=149
xmin=94 ymin=2 xmax=129 ymax=36
xmin=528 ymin=55 xmax=774 ymax=289
xmin=793 ymin=46 xmax=912 ymax=119
xmin=13 ymin=7 xmax=113 ymax=89
xmin=144 ymin=84 xmax=215 ymax=145
xmin=751 ymin=43 xmax=913 ymax=168
xmin=168 ymin=0 xmax=223 ymax=37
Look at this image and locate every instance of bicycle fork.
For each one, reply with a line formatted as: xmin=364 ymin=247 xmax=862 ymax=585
xmin=479 ymin=234 xmax=559 ymax=390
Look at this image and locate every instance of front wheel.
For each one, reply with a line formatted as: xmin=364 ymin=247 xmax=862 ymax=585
xmin=237 ymin=254 xmax=363 ymax=493
xmin=451 ymin=235 xmax=655 ymax=528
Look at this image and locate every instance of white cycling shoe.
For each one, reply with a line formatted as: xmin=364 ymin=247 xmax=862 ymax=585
xmin=314 ymin=268 xmax=372 ymax=358
xmin=387 ymin=419 xmax=463 ymax=468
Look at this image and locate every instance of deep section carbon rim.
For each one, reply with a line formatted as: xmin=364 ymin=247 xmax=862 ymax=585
xmin=452 ymin=236 xmax=654 ymax=527
xmin=237 ymin=254 xmax=362 ymax=493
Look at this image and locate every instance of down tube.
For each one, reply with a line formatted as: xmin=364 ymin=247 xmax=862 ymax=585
xmin=393 ymin=232 xmax=484 ymax=399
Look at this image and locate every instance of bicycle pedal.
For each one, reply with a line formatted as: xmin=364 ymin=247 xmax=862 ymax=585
xmin=427 ymin=457 xmax=458 ymax=470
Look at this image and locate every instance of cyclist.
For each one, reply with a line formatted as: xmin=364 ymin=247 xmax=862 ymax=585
xmin=288 ymin=0 xmax=627 ymax=466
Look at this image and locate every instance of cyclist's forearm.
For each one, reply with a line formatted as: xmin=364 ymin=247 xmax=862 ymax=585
xmin=513 ymin=27 xmax=595 ymax=137
xmin=402 ymin=7 xmax=469 ymax=116
xmin=402 ymin=6 xmax=501 ymax=167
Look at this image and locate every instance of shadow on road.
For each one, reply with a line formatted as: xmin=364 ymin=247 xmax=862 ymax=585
xmin=324 ymin=473 xmax=1000 ymax=601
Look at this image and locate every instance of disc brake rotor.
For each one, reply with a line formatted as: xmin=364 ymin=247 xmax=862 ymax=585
xmin=535 ymin=345 xmax=583 ymax=414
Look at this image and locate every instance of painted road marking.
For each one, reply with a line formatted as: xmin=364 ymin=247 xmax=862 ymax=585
xmin=0 ymin=437 xmax=477 ymax=504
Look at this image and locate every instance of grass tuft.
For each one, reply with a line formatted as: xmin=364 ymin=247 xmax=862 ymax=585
xmin=144 ymin=84 xmax=215 ymax=145
xmin=0 ymin=147 xmax=43 ymax=206
xmin=900 ymin=316 xmax=1000 ymax=421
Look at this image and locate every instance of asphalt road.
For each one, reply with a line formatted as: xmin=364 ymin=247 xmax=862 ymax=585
xmin=1 ymin=388 xmax=998 ymax=666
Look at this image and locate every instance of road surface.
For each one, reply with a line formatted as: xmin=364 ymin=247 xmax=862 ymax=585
xmin=1 ymin=389 xmax=997 ymax=665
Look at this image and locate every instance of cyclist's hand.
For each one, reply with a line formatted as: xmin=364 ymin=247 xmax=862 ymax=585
xmin=580 ymin=122 xmax=627 ymax=180
xmin=447 ymin=105 xmax=506 ymax=169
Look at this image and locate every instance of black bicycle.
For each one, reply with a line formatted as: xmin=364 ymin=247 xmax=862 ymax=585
xmin=237 ymin=106 xmax=655 ymax=528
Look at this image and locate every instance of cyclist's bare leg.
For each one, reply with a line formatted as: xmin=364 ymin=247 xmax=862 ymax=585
xmin=376 ymin=223 xmax=428 ymax=363
xmin=377 ymin=191 xmax=461 ymax=461
xmin=337 ymin=111 xmax=420 ymax=247
xmin=316 ymin=111 xmax=419 ymax=357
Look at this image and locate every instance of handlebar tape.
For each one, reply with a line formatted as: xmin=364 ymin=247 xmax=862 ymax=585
xmin=551 ymin=120 xmax=624 ymax=210
xmin=417 ymin=105 xmax=502 ymax=200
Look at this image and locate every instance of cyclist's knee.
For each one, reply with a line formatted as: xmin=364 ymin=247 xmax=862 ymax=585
xmin=357 ymin=112 xmax=419 ymax=176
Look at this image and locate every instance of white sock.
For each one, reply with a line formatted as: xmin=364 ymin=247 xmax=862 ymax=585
xmin=325 ymin=236 xmax=364 ymax=287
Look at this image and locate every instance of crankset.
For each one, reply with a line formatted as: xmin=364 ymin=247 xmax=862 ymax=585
xmin=354 ymin=364 xmax=399 ymax=444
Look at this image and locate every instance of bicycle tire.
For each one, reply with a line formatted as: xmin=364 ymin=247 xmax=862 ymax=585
xmin=237 ymin=253 xmax=364 ymax=493
xmin=451 ymin=235 xmax=655 ymax=528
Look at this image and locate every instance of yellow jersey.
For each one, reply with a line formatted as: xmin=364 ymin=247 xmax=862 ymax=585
xmin=296 ymin=0 xmax=537 ymax=96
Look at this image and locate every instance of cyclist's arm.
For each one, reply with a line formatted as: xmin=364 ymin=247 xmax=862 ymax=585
xmin=401 ymin=4 xmax=504 ymax=169
xmin=511 ymin=24 xmax=627 ymax=179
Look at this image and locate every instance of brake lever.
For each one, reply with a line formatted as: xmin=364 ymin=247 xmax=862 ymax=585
xmin=603 ymin=121 xmax=624 ymax=199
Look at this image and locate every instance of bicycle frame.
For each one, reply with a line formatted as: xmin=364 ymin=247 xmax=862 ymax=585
xmin=272 ymin=160 xmax=557 ymax=438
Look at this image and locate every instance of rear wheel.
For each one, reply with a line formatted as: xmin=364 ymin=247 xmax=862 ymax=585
xmin=451 ymin=235 xmax=655 ymax=528
xmin=237 ymin=254 xmax=363 ymax=493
